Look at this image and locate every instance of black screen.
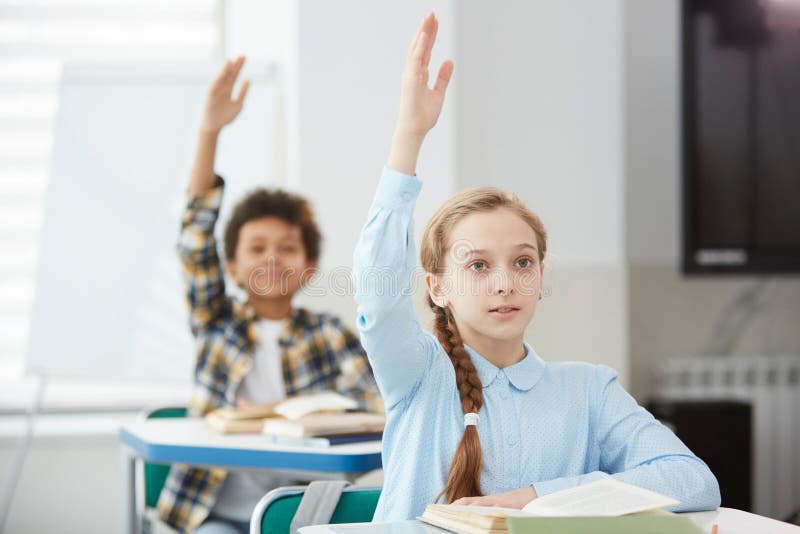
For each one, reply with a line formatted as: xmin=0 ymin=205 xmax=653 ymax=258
xmin=683 ymin=0 xmax=800 ymax=273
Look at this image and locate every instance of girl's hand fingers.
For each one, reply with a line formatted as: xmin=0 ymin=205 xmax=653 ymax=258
xmin=433 ymin=60 xmax=454 ymax=96
xmin=406 ymin=12 xmax=432 ymax=59
xmin=421 ymin=15 xmax=438 ymax=68
xmin=410 ymin=30 xmax=430 ymax=72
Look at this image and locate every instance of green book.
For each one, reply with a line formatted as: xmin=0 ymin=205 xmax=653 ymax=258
xmin=506 ymin=515 xmax=705 ymax=534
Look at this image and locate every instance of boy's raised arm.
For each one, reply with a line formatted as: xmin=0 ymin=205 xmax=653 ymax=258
xmin=179 ymin=57 xmax=250 ymax=335
xmin=188 ymin=55 xmax=250 ymax=199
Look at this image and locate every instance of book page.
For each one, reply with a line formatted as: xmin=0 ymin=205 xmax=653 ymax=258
xmin=274 ymin=391 xmax=358 ymax=420
xmin=435 ymin=504 xmax=532 ymax=519
xmin=522 ymin=479 xmax=680 ymax=517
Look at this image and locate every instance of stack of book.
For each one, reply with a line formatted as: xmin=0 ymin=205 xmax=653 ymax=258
xmin=418 ymin=479 xmax=704 ymax=534
xmin=262 ymin=412 xmax=385 ymax=447
xmin=204 ymin=391 xmax=384 ymax=447
xmin=205 ymin=405 xmax=275 ymax=434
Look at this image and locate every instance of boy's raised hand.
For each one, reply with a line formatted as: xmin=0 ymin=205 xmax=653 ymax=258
xmin=188 ymin=56 xmax=249 ymax=197
xmin=388 ymin=13 xmax=454 ymax=175
xmin=201 ymin=55 xmax=250 ymax=134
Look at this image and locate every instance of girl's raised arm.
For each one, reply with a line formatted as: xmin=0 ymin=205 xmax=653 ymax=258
xmin=352 ymin=13 xmax=453 ymax=408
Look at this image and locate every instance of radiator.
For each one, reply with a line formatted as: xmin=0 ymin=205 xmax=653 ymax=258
xmin=655 ymin=355 xmax=800 ymax=520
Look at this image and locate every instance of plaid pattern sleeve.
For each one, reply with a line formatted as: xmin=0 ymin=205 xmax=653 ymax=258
xmin=177 ymin=177 xmax=230 ymax=337
xmin=156 ymin=465 xmax=227 ymax=532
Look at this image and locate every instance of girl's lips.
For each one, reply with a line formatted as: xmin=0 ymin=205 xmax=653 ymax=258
xmin=489 ymin=307 xmax=520 ymax=318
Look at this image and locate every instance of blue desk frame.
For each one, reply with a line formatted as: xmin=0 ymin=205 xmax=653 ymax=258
xmin=118 ymin=418 xmax=382 ymax=534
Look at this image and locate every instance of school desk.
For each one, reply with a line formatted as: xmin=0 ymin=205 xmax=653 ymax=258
xmin=118 ymin=418 xmax=382 ymax=534
xmin=297 ymin=508 xmax=800 ymax=534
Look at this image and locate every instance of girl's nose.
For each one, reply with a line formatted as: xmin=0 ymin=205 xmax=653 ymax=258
xmin=489 ymin=268 xmax=513 ymax=295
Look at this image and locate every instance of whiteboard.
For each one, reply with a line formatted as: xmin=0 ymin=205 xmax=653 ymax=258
xmin=27 ymin=63 xmax=279 ymax=382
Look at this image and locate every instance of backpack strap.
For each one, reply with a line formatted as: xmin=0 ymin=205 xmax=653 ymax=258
xmin=289 ymin=480 xmax=351 ymax=534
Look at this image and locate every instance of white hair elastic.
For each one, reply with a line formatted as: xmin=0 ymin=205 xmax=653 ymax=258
xmin=464 ymin=412 xmax=480 ymax=427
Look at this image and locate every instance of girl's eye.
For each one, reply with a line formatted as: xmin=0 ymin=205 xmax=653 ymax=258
xmin=251 ymin=247 xmax=265 ymax=254
xmin=468 ymin=261 xmax=487 ymax=272
xmin=516 ymin=258 xmax=533 ymax=269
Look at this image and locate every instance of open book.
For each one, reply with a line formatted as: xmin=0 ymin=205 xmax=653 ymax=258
xmin=204 ymin=391 xmax=360 ymax=434
xmin=418 ymin=479 xmax=704 ymax=534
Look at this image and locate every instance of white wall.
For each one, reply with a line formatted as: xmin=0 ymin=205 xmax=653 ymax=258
xmin=456 ymin=0 xmax=629 ymax=381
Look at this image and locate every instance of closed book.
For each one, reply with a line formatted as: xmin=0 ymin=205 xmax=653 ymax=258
xmin=205 ymin=411 xmax=269 ymax=434
xmin=265 ymin=431 xmax=383 ymax=448
xmin=261 ymin=412 xmax=386 ymax=438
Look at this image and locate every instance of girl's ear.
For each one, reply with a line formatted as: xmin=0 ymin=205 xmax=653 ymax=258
xmin=538 ymin=261 xmax=545 ymax=300
xmin=425 ymin=272 xmax=448 ymax=307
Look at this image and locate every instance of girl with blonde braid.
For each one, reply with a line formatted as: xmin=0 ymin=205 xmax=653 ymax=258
xmin=353 ymin=12 xmax=721 ymax=522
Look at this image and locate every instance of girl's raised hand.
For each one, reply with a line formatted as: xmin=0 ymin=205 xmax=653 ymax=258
xmin=388 ymin=13 xmax=454 ymax=175
xmin=397 ymin=13 xmax=454 ymax=137
xmin=200 ymin=55 xmax=250 ymax=134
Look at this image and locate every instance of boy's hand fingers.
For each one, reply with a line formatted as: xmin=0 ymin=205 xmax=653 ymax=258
xmin=231 ymin=55 xmax=246 ymax=79
xmin=220 ymin=55 xmax=244 ymax=88
xmin=235 ymin=79 xmax=250 ymax=106
xmin=209 ymin=59 xmax=231 ymax=91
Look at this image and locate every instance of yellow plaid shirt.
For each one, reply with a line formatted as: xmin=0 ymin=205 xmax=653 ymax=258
xmin=157 ymin=178 xmax=381 ymax=533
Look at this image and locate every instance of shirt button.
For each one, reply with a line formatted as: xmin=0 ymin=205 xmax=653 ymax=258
xmin=500 ymin=390 xmax=508 ymax=400
xmin=508 ymin=435 xmax=517 ymax=446
xmin=401 ymin=191 xmax=412 ymax=201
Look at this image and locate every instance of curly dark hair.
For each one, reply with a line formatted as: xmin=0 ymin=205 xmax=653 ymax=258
xmin=223 ymin=188 xmax=321 ymax=263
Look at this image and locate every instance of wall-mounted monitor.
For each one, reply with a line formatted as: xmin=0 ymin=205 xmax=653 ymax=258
xmin=682 ymin=0 xmax=800 ymax=274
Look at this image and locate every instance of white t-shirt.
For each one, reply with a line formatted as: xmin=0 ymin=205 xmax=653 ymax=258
xmin=211 ymin=318 xmax=293 ymax=521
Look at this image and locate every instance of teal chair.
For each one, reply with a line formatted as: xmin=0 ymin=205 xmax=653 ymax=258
xmin=142 ymin=406 xmax=188 ymax=534
xmin=250 ymin=485 xmax=381 ymax=534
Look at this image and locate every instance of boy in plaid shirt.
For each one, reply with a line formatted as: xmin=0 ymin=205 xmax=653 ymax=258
xmin=157 ymin=56 xmax=381 ymax=534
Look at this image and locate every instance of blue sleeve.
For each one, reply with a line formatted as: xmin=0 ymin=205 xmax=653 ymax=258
xmin=352 ymin=167 xmax=432 ymax=409
xmin=532 ymin=366 xmax=721 ymax=512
